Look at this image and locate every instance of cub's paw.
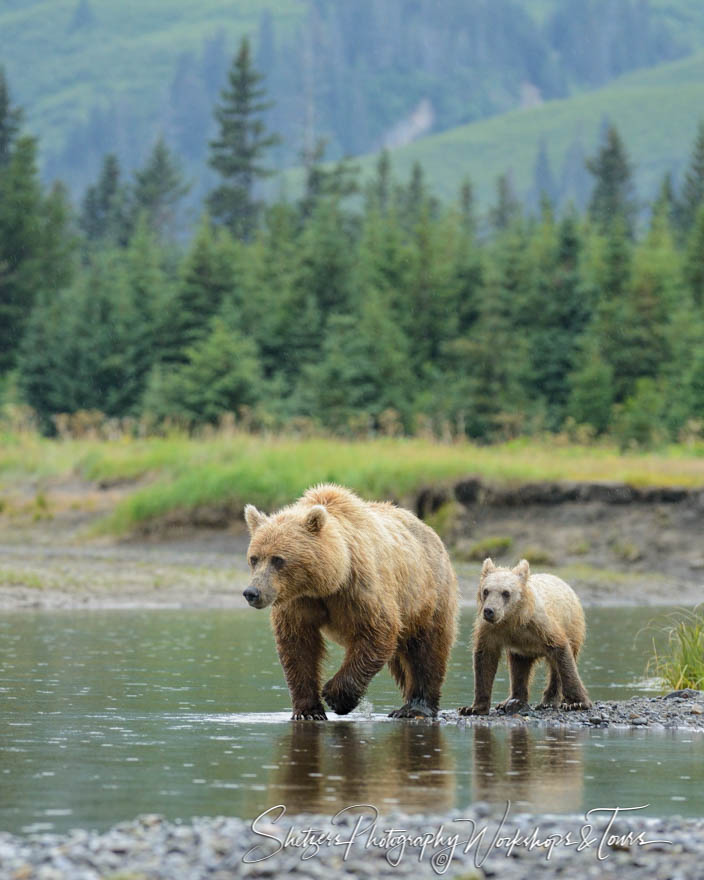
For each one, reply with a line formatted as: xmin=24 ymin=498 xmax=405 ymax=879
xmin=536 ymin=701 xmax=560 ymax=710
xmin=389 ymin=701 xmax=435 ymax=719
xmin=560 ymin=699 xmax=592 ymax=711
xmin=291 ymin=704 xmax=327 ymax=721
xmin=322 ymin=678 xmax=360 ymax=715
xmin=458 ymin=704 xmax=489 ymax=716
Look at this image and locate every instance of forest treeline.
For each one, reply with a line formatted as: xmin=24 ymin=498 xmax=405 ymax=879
xmin=1 ymin=42 xmax=704 ymax=448
xmin=43 ymin=0 xmax=686 ymax=192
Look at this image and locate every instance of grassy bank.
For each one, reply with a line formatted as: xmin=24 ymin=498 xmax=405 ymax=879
xmin=2 ymin=431 xmax=704 ymax=534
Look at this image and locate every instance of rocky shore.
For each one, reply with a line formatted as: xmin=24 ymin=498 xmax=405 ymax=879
xmin=1 ymin=806 xmax=702 ymax=879
xmin=442 ymin=688 xmax=704 ymax=731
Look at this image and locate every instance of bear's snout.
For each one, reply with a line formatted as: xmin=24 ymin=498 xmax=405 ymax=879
xmin=243 ymin=586 xmax=262 ymax=607
xmin=483 ymin=607 xmax=496 ymax=622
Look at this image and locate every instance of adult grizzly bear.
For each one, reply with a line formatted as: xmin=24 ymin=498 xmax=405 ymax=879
xmin=459 ymin=558 xmax=591 ymax=715
xmin=243 ymin=484 xmax=458 ymax=720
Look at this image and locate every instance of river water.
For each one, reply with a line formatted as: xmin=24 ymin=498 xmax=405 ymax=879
xmin=0 ymin=607 xmax=701 ymax=834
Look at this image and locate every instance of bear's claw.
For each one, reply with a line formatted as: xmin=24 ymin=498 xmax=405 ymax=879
xmin=560 ymin=700 xmax=592 ymax=711
xmin=458 ymin=705 xmax=489 ymax=716
xmin=388 ymin=701 xmax=436 ymax=719
xmin=291 ymin=706 xmax=327 ymax=721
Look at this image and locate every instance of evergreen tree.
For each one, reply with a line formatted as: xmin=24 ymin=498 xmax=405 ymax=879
xmin=299 ymin=138 xmax=358 ymax=219
xmin=79 ymin=154 xmax=132 ymax=245
xmin=0 ymin=67 xmax=22 ymax=167
xmin=299 ymin=291 xmax=412 ymax=432
xmin=532 ymin=137 xmax=558 ymax=210
xmin=208 ymin=37 xmax=280 ymax=239
xmin=489 ymin=173 xmax=522 ymax=232
xmin=158 ymin=217 xmax=237 ymax=363
xmin=458 ymin=177 xmax=476 ymax=236
xmin=0 ymin=135 xmax=43 ymax=372
xmin=567 ymin=340 xmax=615 ymax=434
xmin=133 ymin=137 xmax=189 ymax=238
xmin=684 ymin=203 xmax=704 ymax=307
xmin=586 ymin=124 xmax=637 ymax=235
xmin=678 ymin=120 xmax=704 ymax=235
xmin=142 ymin=318 xmax=261 ymax=426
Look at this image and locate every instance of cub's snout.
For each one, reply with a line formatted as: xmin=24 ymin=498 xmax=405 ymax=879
xmin=483 ymin=607 xmax=496 ymax=622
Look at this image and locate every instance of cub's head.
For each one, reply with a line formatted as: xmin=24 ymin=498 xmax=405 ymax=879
xmin=242 ymin=502 xmax=350 ymax=609
xmin=477 ymin=558 xmax=530 ymax=625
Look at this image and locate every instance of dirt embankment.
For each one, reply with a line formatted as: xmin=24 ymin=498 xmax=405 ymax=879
xmin=0 ymin=476 xmax=702 ymax=609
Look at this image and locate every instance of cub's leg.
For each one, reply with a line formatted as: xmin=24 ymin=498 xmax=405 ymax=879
xmin=496 ymin=652 xmax=536 ymax=710
xmin=459 ymin=640 xmax=501 ymax=716
xmin=550 ymin=643 xmax=592 ymax=710
xmin=272 ymin=602 xmax=327 ymax=720
xmin=536 ymin=660 xmax=563 ymax=709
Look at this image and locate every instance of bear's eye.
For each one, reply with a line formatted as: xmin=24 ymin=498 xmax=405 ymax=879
xmin=271 ymin=556 xmax=285 ymax=571
xmin=502 ymin=590 xmax=510 ymax=600
xmin=249 ymin=556 xmax=258 ymax=568
xmin=482 ymin=588 xmax=488 ymax=599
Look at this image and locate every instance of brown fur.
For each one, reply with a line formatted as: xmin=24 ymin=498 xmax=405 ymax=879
xmin=244 ymin=484 xmax=459 ymax=720
xmin=459 ymin=558 xmax=591 ymax=715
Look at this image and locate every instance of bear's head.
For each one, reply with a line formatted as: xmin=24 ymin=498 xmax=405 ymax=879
xmin=477 ymin=557 xmax=530 ymax=625
xmin=242 ymin=502 xmax=351 ymax=608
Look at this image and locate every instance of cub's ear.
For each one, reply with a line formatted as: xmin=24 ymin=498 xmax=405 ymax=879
xmin=304 ymin=504 xmax=327 ymax=534
xmin=244 ymin=504 xmax=267 ymax=535
xmin=481 ymin=558 xmax=496 ymax=579
xmin=512 ymin=559 xmax=530 ymax=582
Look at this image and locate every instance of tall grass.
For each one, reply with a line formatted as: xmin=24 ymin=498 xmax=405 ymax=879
xmin=2 ymin=429 xmax=704 ymax=533
xmin=648 ymin=607 xmax=704 ymax=691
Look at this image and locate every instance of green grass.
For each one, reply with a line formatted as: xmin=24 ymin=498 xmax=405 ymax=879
xmin=3 ymin=431 xmax=704 ymax=534
xmin=335 ymin=51 xmax=704 ymax=208
xmin=648 ymin=607 xmax=704 ymax=691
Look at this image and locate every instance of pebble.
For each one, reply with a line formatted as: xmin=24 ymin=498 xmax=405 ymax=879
xmin=0 ymin=810 xmax=701 ymax=879
xmin=443 ymin=692 xmax=704 ymax=731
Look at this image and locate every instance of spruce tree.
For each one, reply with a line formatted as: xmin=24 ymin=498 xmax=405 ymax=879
xmin=489 ymin=173 xmax=522 ymax=232
xmin=133 ymin=136 xmax=189 ymax=238
xmin=79 ymin=154 xmax=132 ymax=245
xmin=586 ymin=124 xmax=637 ymax=235
xmin=679 ymin=120 xmax=704 ymax=236
xmin=0 ymin=135 xmax=43 ymax=372
xmin=208 ymin=37 xmax=280 ymax=239
xmin=685 ymin=203 xmax=704 ymax=307
xmin=0 ymin=67 xmax=21 ymax=167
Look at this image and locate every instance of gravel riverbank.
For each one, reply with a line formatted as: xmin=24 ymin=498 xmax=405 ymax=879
xmin=442 ymin=688 xmax=704 ymax=731
xmin=1 ymin=807 xmax=702 ymax=880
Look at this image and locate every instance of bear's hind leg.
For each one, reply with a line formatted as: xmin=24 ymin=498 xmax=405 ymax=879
xmin=536 ymin=660 xmax=563 ymax=709
xmin=388 ymin=628 xmax=448 ymax=719
xmin=496 ymin=652 xmax=535 ymax=711
xmin=550 ymin=643 xmax=592 ymax=710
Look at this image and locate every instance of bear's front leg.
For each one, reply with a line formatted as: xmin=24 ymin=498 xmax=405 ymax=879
xmin=322 ymin=627 xmax=394 ymax=716
xmin=459 ymin=645 xmax=501 ymax=716
xmin=272 ymin=602 xmax=327 ymax=721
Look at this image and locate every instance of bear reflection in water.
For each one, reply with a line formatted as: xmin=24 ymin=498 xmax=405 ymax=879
xmin=472 ymin=726 xmax=584 ymax=814
xmin=268 ymin=722 xmax=455 ymax=814
xmin=265 ymin=724 xmax=583 ymax=816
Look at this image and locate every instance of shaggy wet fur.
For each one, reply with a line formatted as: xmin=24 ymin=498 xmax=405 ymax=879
xmin=244 ymin=484 xmax=458 ymax=720
xmin=459 ymin=558 xmax=591 ymax=715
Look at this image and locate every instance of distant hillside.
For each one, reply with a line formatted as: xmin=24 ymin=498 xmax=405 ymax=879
xmin=331 ymin=50 xmax=704 ymax=216
xmin=1 ymin=0 xmax=701 ymax=200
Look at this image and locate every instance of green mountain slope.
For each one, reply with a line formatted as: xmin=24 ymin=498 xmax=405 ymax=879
xmin=340 ymin=50 xmax=704 ymax=211
xmin=1 ymin=0 xmax=702 ymax=199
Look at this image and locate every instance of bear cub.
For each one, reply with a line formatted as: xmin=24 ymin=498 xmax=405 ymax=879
xmin=460 ymin=558 xmax=591 ymax=715
xmin=243 ymin=484 xmax=458 ymax=721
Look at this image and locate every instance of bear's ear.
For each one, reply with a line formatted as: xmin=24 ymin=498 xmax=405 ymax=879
xmin=304 ymin=504 xmax=327 ymax=534
xmin=244 ymin=504 xmax=267 ymax=535
xmin=481 ymin=558 xmax=496 ymax=579
xmin=512 ymin=559 xmax=530 ymax=583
